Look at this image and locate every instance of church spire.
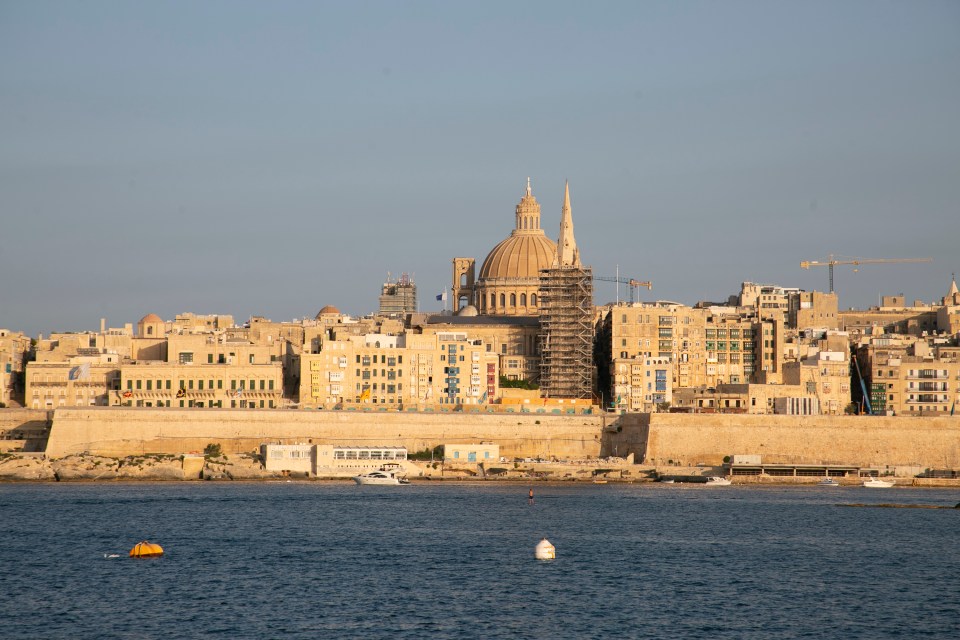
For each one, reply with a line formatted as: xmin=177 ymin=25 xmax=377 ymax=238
xmin=556 ymin=180 xmax=580 ymax=267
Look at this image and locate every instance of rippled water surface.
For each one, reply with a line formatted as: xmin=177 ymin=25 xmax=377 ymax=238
xmin=1 ymin=482 xmax=958 ymax=639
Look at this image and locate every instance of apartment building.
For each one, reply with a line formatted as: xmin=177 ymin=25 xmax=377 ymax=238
xmin=299 ymin=330 xmax=499 ymax=409
xmin=858 ymin=337 xmax=960 ymax=416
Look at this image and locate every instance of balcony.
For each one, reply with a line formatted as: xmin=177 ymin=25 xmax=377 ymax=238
xmin=908 ymin=394 xmax=947 ymax=404
xmin=908 ymin=371 xmax=946 ymax=379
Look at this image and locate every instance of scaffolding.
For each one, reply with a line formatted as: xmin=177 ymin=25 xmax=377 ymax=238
xmin=378 ymin=272 xmax=417 ymax=316
xmin=538 ymin=266 xmax=594 ymax=399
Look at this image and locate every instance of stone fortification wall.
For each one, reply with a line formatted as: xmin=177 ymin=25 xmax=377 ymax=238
xmin=638 ymin=414 xmax=960 ymax=468
xmin=0 ymin=409 xmax=50 ymax=432
xmin=0 ymin=409 xmax=52 ymax=452
xmin=41 ymin=408 xmax=960 ymax=470
xmin=44 ymin=408 xmax=605 ymax=459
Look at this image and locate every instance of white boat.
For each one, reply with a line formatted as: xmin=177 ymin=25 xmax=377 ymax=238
xmin=862 ymin=477 xmax=895 ymax=488
xmin=817 ymin=478 xmax=841 ymax=487
xmin=353 ymin=466 xmax=409 ymax=485
xmin=704 ymin=476 xmax=731 ymax=486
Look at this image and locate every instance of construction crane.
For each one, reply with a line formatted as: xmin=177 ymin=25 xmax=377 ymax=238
xmin=594 ymin=276 xmax=652 ymax=303
xmin=800 ymin=255 xmax=932 ymax=293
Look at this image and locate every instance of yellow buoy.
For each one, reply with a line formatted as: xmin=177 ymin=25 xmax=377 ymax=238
xmin=129 ymin=541 xmax=164 ymax=558
xmin=535 ymin=538 xmax=555 ymax=560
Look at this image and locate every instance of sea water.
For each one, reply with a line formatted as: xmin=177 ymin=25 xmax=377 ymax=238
xmin=1 ymin=482 xmax=957 ymax=639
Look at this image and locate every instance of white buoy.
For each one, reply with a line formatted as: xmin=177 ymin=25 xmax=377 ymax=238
xmin=535 ymin=538 xmax=556 ymax=560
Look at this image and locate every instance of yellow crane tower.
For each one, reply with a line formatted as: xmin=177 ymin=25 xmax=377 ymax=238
xmin=800 ymin=255 xmax=932 ymax=293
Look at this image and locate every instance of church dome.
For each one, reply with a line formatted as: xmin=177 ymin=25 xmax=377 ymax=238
xmin=457 ymin=304 xmax=479 ymax=317
xmin=139 ymin=313 xmax=163 ymax=324
xmin=479 ymin=234 xmax=558 ymax=281
xmin=478 ymin=179 xmax=557 ymax=282
xmin=315 ymin=305 xmax=341 ymax=319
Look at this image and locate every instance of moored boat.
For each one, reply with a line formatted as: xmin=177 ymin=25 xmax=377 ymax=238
xmin=704 ymin=476 xmax=731 ymax=486
xmin=817 ymin=478 xmax=841 ymax=487
xmin=353 ymin=466 xmax=410 ymax=485
xmin=862 ymin=477 xmax=895 ymax=488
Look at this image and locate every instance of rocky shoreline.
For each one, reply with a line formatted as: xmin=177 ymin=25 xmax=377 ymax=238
xmin=2 ymin=453 xmax=959 ymax=487
xmin=0 ymin=452 xmax=277 ymax=482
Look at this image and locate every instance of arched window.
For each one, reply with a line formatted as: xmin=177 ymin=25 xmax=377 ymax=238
xmin=500 ymin=293 xmax=506 ymax=307
xmin=510 ymin=293 xmax=516 ymax=306
xmin=146 ymin=326 xmax=153 ymax=335
xmin=520 ymin=293 xmax=527 ymax=306
xmin=490 ymin=293 xmax=496 ymax=308
xmin=530 ymin=293 xmax=537 ymax=306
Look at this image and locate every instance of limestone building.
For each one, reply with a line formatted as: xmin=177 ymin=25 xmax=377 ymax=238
xmin=416 ymin=314 xmax=540 ymax=383
xmin=298 ymin=330 xmax=499 ymax=409
xmin=452 ymin=179 xmax=558 ymax=316
xmin=857 ymin=335 xmax=960 ymax=416
xmin=26 ymin=329 xmax=127 ymax=409
xmin=0 ymin=329 xmax=31 ymax=407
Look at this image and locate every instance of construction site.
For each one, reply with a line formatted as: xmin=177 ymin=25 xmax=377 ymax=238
xmin=537 ymin=265 xmax=595 ymax=399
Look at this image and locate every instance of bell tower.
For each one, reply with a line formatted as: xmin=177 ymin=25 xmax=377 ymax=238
xmin=452 ymin=257 xmax=476 ymax=313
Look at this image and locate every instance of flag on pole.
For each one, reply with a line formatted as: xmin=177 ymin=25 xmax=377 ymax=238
xmin=436 ymin=291 xmax=447 ymax=302
xmin=952 ymin=400 xmax=956 ymax=417
xmin=68 ymin=363 xmax=90 ymax=381
xmin=360 ymin=387 xmax=371 ymax=401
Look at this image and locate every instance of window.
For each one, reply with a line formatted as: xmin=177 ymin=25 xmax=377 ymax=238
xmin=520 ymin=293 xmax=527 ymax=306
xmin=510 ymin=293 xmax=516 ymax=306
xmin=530 ymin=294 xmax=537 ymax=306
xmin=178 ymin=352 xmax=193 ymax=364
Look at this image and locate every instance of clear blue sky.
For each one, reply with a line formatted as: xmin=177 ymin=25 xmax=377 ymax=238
xmin=2 ymin=1 xmax=958 ymax=336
